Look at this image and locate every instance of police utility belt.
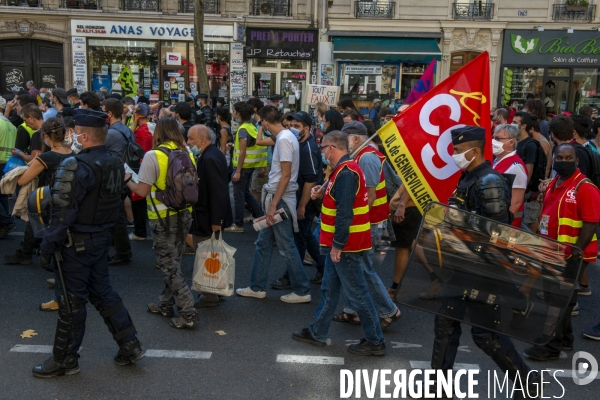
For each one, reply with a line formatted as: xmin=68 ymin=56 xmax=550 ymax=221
xmin=65 ymin=229 xmax=110 ymax=253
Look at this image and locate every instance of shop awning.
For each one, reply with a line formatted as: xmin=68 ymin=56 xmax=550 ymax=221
xmin=333 ymin=37 xmax=441 ymax=63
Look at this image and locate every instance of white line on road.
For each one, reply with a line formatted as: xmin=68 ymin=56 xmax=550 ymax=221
xmin=410 ymin=361 xmax=480 ymax=372
xmin=277 ymin=354 xmax=344 ymax=365
xmin=10 ymin=345 xmax=53 ymax=353
xmin=145 ymin=350 xmax=212 ymax=359
xmin=391 ymin=342 xmax=423 ymax=349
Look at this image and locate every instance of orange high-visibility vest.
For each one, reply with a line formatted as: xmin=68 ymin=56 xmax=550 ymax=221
xmin=320 ymin=159 xmax=372 ymax=252
xmin=355 ymin=146 xmax=389 ymax=224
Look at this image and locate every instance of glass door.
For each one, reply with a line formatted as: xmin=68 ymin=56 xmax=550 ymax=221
xmin=252 ymin=71 xmax=277 ymax=99
xmin=544 ymin=68 xmax=570 ymax=116
xmin=280 ymin=71 xmax=305 ymax=113
xmin=162 ymin=68 xmax=187 ymax=105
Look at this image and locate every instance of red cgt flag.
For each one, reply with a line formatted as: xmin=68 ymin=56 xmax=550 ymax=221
xmin=378 ymin=51 xmax=491 ymax=213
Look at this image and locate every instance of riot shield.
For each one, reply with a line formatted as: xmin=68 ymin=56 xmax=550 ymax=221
xmin=394 ymin=201 xmax=581 ymax=344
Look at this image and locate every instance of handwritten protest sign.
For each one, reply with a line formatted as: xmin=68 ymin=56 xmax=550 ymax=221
xmin=305 ymin=85 xmax=340 ymax=106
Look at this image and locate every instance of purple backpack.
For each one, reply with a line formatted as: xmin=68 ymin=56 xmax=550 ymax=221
xmin=154 ymin=147 xmax=198 ymax=210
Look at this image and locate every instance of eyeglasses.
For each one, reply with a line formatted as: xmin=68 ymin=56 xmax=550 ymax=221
xmin=319 ymin=144 xmax=335 ymax=152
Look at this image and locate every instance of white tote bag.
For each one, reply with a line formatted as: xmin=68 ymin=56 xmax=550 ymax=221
xmin=192 ymin=232 xmax=236 ymax=296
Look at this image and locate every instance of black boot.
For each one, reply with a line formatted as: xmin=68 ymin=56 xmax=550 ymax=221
xmin=347 ymin=338 xmax=386 ymax=356
xmin=32 ymin=355 xmax=79 ymax=378
xmin=114 ymin=339 xmax=145 ymax=366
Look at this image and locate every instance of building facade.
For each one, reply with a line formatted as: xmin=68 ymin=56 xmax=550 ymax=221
xmin=2 ymin=0 xmax=600 ymax=112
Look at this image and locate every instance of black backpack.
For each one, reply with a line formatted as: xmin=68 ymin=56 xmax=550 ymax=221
xmin=527 ymin=139 xmax=548 ymax=193
xmin=118 ymin=129 xmax=145 ymax=173
xmin=572 ymin=142 xmax=600 ymax=188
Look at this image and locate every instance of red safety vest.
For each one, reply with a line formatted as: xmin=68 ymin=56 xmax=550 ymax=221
xmin=320 ymin=159 xmax=372 ymax=252
xmin=354 ymin=146 xmax=389 ymax=224
xmin=493 ymin=153 xmax=526 ymax=228
xmin=543 ymin=172 xmax=599 ymax=262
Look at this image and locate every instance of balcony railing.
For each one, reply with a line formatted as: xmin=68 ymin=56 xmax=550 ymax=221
xmin=355 ymin=1 xmax=395 ymax=18
xmin=552 ymin=4 xmax=596 ymax=22
xmin=1 ymin=0 xmax=40 ymax=6
xmin=121 ymin=0 xmax=160 ymax=11
xmin=179 ymin=0 xmax=219 ymax=13
xmin=61 ymin=0 xmax=98 ymax=8
xmin=452 ymin=2 xmax=494 ymax=20
xmin=250 ymin=0 xmax=291 ymax=16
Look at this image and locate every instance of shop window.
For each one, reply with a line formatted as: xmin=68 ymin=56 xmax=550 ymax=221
xmin=88 ymin=39 xmax=158 ymax=98
xmin=500 ymin=67 xmax=544 ymax=108
xmin=400 ymin=63 xmax=428 ymax=101
xmin=281 ymin=59 xmax=304 ymax=69
xmin=571 ymin=68 xmax=600 ymax=113
xmin=179 ymin=0 xmax=219 ymax=13
xmin=250 ymin=0 xmax=291 ymax=16
xmin=252 ymin=59 xmax=278 ymax=68
xmin=188 ymin=43 xmax=229 ymax=99
xmin=547 ymin=68 xmax=570 ymax=77
xmin=122 ymin=0 xmax=160 ymax=12
xmin=340 ymin=64 xmax=399 ymax=114
xmin=61 ymin=0 xmax=98 ymax=9
xmin=161 ymin=42 xmax=187 ymax=65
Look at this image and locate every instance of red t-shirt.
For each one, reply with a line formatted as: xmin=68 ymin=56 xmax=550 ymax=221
xmin=540 ymin=169 xmax=600 ymax=241
xmin=134 ymin=123 xmax=153 ymax=152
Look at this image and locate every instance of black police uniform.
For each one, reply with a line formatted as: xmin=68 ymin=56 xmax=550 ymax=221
xmin=195 ymin=94 xmax=214 ymax=130
xmin=32 ymin=109 xmax=143 ymax=378
xmin=431 ymin=126 xmax=537 ymax=398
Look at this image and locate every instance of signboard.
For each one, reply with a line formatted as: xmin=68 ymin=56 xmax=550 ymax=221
xmin=246 ymin=28 xmax=317 ymax=60
xmin=72 ymin=36 xmax=88 ymax=92
xmin=305 ymin=85 xmax=340 ymax=106
xmin=70 ymin=20 xmax=233 ymax=42
xmin=166 ymin=52 xmax=182 ymax=65
xmin=503 ymin=29 xmax=600 ymax=66
xmin=345 ymin=65 xmax=382 ymax=75
xmin=230 ymin=41 xmax=246 ymax=106
xmin=233 ymin=22 xmax=245 ymax=43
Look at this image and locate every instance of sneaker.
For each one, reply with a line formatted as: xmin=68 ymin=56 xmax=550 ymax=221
xmin=572 ymin=303 xmax=580 ymax=316
xmin=271 ymin=277 xmax=292 ymax=290
xmin=46 ymin=278 xmax=55 ymax=287
xmin=303 ymin=253 xmax=314 ymax=266
xmin=113 ymin=340 xmax=145 ymax=366
xmin=236 ymin=287 xmax=266 ymax=298
xmin=128 ymin=232 xmax=146 ymax=241
xmin=348 ymin=338 xmax=386 ymax=356
xmin=310 ymin=271 xmax=323 ymax=285
xmin=280 ymin=292 xmax=311 ymax=303
xmin=419 ymin=279 xmax=443 ymax=300
xmin=170 ymin=316 xmax=195 ymax=329
xmin=126 ymin=220 xmax=135 ymax=228
xmin=243 ymin=216 xmax=255 ymax=223
xmin=224 ymin=224 xmax=244 ymax=233
xmin=39 ymin=300 xmax=59 ymax=311
xmin=578 ymin=285 xmax=592 ymax=296
xmin=523 ymin=345 xmax=560 ymax=361
xmin=0 ymin=224 xmax=17 ymax=238
xmin=147 ymin=303 xmax=174 ymax=317
xmin=4 ymin=249 xmax=33 ymax=265
xmin=582 ymin=323 xmax=600 ymax=340
xmin=292 ymin=328 xmax=326 ymax=347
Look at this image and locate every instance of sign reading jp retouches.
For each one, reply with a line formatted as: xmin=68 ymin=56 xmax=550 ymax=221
xmin=70 ymin=20 xmax=233 ymax=42
xmin=245 ymin=28 xmax=317 ymax=60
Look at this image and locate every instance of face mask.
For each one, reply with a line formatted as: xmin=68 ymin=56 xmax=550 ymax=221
xmin=40 ymin=93 xmax=45 ymax=99
xmin=553 ymin=160 xmax=577 ymax=178
xmin=50 ymin=101 xmax=55 ymax=108
xmin=451 ymin=147 xmax=475 ymax=170
xmin=63 ymin=134 xmax=73 ymax=146
xmin=491 ymin=139 xmax=506 ymax=156
xmin=290 ymin=127 xmax=301 ymax=140
xmin=234 ymin=117 xmax=240 ymax=123
xmin=43 ymin=138 xmax=50 ymax=147
xmin=196 ymin=101 xmax=201 ymax=107
xmin=71 ymin=134 xmax=82 ymax=154
xmin=511 ymin=123 xmax=519 ymax=128
xmin=321 ymin=153 xmax=330 ymax=166
xmin=319 ymin=121 xmax=325 ymax=131
xmin=190 ymin=145 xmax=200 ymax=156
xmin=69 ymin=101 xmax=74 ymax=107
xmin=277 ymin=103 xmax=283 ymax=111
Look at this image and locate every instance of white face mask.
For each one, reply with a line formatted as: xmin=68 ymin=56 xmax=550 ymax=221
xmin=491 ymin=139 xmax=506 ymax=156
xmin=451 ymin=147 xmax=476 ymax=170
xmin=71 ymin=133 xmax=82 ymax=154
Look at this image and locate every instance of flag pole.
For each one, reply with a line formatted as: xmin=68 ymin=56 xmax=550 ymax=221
xmin=350 ymin=131 xmax=380 ymax=159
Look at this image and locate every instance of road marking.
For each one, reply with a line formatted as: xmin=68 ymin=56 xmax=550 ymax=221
xmin=410 ymin=361 xmax=480 ymax=372
xmin=277 ymin=354 xmax=344 ymax=365
xmin=458 ymin=346 xmax=471 ymax=352
xmin=10 ymin=345 xmax=83 ymax=353
xmin=145 ymin=350 xmax=212 ymax=359
xmin=391 ymin=342 xmax=422 ymax=349
xmin=345 ymin=339 xmax=360 ymax=346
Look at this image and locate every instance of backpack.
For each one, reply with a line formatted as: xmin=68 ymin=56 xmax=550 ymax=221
xmin=573 ymin=142 xmax=600 ymax=188
xmin=527 ymin=139 xmax=548 ymax=193
xmin=153 ymin=147 xmax=198 ymax=210
xmin=117 ymin=129 xmax=145 ymax=173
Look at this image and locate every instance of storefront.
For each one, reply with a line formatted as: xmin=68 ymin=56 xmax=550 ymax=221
xmin=331 ymin=36 xmax=441 ymax=114
xmin=245 ymin=28 xmax=318 ymax=112
xmin=70 ymin=20 xmax=235 ymax=104
xmin=501 ymin=29 xmax=600 ymax=115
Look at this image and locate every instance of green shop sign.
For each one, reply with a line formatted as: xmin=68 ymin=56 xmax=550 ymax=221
xmin=504 ymin=30 xmax=600 ymax=65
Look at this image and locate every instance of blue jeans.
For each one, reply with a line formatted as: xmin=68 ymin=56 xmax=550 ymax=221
xmin=343 ymin=224 xmax=397 ymax=318
xmin=0 ymin=164 xmax=14 ymax=227
xmin=310 ymin=252 xmax=384 ymax=345
xmin=250 ymin=201 xmax=310 ymax=296
xmin=293 ymin=208 xmax=325 ymax=270
xmin=232 ymin=168 xmax=262 ymax=226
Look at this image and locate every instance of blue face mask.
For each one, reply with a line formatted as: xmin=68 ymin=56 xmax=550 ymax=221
xmin=190 ymin=145 xmax=200 ymax=156
xmin=319 ymin=121 xmax=325 ymax=131
xmin=277 ymin=103 xmax=283 ymax=111
xmin=290 ymin=127 xmax=301 ymax=140
xmin=40 ymin=93 xmax=45 ymax=99
xmin=50 ymin=101 xmax=55 ymax=108
xmin=196 ymin=101 xmax=201 ymax=107
xmin=321 ymin=153 xmax=330 ymax=166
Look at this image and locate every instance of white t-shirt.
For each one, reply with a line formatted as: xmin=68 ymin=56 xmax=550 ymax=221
xmin=494 ymin=151 xmax=527 ymax=190
xmin=268 ymin=129 xmax=299 ymax=187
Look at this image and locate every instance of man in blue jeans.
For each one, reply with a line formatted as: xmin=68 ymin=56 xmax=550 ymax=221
xmin=293 ymin=130 xmax=385 ymax=355
xmin=236 ymin=105 xmax=311 ymax=303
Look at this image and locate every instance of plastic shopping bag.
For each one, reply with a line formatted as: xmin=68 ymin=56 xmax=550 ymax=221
xmin=3 ymin=155 xmax=26 ymax=174
xmin=192 ymin=232 xmax=236 ymax=296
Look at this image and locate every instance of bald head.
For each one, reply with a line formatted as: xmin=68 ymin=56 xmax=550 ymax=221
xmin=187 ymin=124 xmax=215 ymax=151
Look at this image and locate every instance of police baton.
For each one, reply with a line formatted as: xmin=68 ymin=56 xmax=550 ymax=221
xmin=54 ymin=250 xmax=71 ymax=314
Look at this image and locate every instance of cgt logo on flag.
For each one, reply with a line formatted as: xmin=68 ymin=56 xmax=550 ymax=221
xmin=377 ymin=51 xmax=492 ymax=213
xmin=511 ymin=34 xmax=539 ymax=54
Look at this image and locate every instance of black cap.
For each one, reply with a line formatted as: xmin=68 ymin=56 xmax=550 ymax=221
xmin=287 ymin=111 xmax=312 ymax=127
xmin=196 ymin=94 xmax=208 ymax=100
xmin=450 ymin=126 xmax=486 ymax=145
xmin=73 ymin=108 xmax=107 ymax=128
xmin=216 ymin=97 xmax=225 ymax=104
xmin=174 ymin=102 xmax=192 ymax=114
xmin=185 ymin=96 xmax=195 ymax=103
xmin=51 ymin=88 xmax=69 ymax=106
xmin=270 ymin=94 xmax=283 ymax=101
xmin=66 ymin=88 xmax=79 ymax=96
xmin=341 ymin=121 xmax=368 ymax=136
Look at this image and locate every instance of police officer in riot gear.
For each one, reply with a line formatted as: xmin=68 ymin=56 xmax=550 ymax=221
xmin=431 ymin=126 xmax=538 ymax=399
xmin=32 ymin=109 xmax=143 ymax=378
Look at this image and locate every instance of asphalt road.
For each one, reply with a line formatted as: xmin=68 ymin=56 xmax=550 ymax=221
xmin=0 ymin=213 xmax=599 ymax=399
